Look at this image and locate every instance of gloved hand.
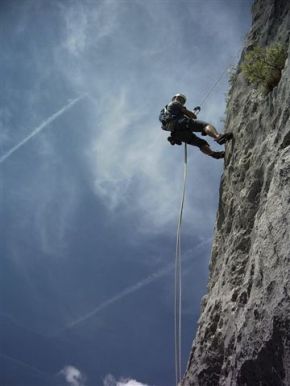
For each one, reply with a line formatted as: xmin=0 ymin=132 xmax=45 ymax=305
xmin=193 ymin=106 xmax=201 ymax=114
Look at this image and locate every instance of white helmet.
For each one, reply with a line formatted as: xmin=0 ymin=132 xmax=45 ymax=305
xmin=172 ymin=93 xmax=186 ymax=105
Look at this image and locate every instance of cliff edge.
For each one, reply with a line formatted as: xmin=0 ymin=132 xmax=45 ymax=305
xmin=182 ymin=0 xmax=290 ymax=385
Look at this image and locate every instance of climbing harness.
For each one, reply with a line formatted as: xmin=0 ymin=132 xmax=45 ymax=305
xmin=174 ymin=143 xmax=187 ymax=385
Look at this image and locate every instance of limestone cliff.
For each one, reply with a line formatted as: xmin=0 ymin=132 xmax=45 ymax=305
xmin=182 ymin=0 xmax=290 ymax=385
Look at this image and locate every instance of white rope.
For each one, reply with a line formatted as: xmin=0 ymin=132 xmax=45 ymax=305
xmin=175 ymin=143 xmax=188 ymax=385
xmin=199 ymin=66 xmax=229 ymax=107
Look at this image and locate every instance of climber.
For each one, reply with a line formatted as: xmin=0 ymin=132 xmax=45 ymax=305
xmin=159 ymin=93 xmax=233 ymax=159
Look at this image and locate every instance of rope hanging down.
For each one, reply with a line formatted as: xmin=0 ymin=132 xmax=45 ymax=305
xmin=174 ymin=143 xmax=188 ymax=385
xmin=173 ymin=49 xmax=242 ymax=385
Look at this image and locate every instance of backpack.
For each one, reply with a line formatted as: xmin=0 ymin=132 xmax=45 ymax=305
xmin=159 ymin=105 xmax=174 ymax=130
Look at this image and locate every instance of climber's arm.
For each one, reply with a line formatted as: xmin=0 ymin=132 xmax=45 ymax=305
xmin=183 ymin=108 xmax=197 ymax=119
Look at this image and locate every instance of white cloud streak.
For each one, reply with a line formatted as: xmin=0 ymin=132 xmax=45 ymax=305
xmin=0 ymin=352 xmax=51 ymax=381
xmin=61 ymin=239 xmax=210 ymax=331
xmin=0 ymin=95 xmax=86 ymax=164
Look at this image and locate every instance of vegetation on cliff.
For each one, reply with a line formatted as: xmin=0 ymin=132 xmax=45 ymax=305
xmin=241 ymin=43 xmax=287 ymax=93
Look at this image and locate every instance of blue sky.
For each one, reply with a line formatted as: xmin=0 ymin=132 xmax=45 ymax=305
xmin=0 ymin=0 xmax=252 ymax=385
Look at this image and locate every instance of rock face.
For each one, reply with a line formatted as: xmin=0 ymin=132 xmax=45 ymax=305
xmin=181 ymin=0 xmax=290 ymax=385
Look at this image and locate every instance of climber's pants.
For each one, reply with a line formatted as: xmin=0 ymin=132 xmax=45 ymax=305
xmin=171 ymin=130 xmax=209 ymax=149
xmin=176 ymin=117 xmax=209 ymax=135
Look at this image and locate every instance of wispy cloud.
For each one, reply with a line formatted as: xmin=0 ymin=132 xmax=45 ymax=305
xmin=61 ymin=0 xmax=119 ymax=55
xmin=61 ymin=0 xmax=119 ymax=57
xmin=0 ymin=107 xmax=12 ymax=148
xmin=49 ymin=0 xmax=246 ymax=237
xmin=60 ymin=366 xmax=87 ymax=386
xmin=86 ymin=90 xmax=221 ymax=237
xmin=57 ymin=0 xmax=120 ymax=90
xmin=32 ymin=169 xmax=81 ymax=257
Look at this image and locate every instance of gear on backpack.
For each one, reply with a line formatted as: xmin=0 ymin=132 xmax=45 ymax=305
xmin=168 ymin=136 xmax=182 ymax=146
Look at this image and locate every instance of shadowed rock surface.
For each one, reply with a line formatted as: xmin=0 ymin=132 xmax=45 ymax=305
xmin=181 ymin=0 xmax=290 ymax=385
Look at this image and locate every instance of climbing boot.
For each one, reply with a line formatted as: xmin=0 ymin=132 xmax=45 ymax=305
xmin=211 ymin=151 xmax=225 ymax=159
xmin=216 ymin=132 xmax=233 ymax=145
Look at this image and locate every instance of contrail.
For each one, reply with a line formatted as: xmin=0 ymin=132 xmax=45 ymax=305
xmin=0 ymin=352 xmax=52 ymax=381
xmin=0 ymin=312 xmax=48 ymax=339
xmin=0 ymin=95 xmax=86 ymax=164
xmin=63 ymin=239 xmax=211 ymax=331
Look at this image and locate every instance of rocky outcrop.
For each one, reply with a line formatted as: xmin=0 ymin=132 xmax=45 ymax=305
xmin=181 ymin=0 xmax=290 ymax=385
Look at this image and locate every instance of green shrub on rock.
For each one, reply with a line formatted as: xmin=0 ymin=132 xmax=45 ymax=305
xmin=241 ymin=43 xmax=287 ymax=93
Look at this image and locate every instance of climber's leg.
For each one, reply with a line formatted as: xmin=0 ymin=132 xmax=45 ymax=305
xmin=200 ymin=144 xmax=225 ymax=159
xmin=192 ymin=122 xmax=233 ymax=144
xmin=203 ymin=124 xmax=220 ymax=139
